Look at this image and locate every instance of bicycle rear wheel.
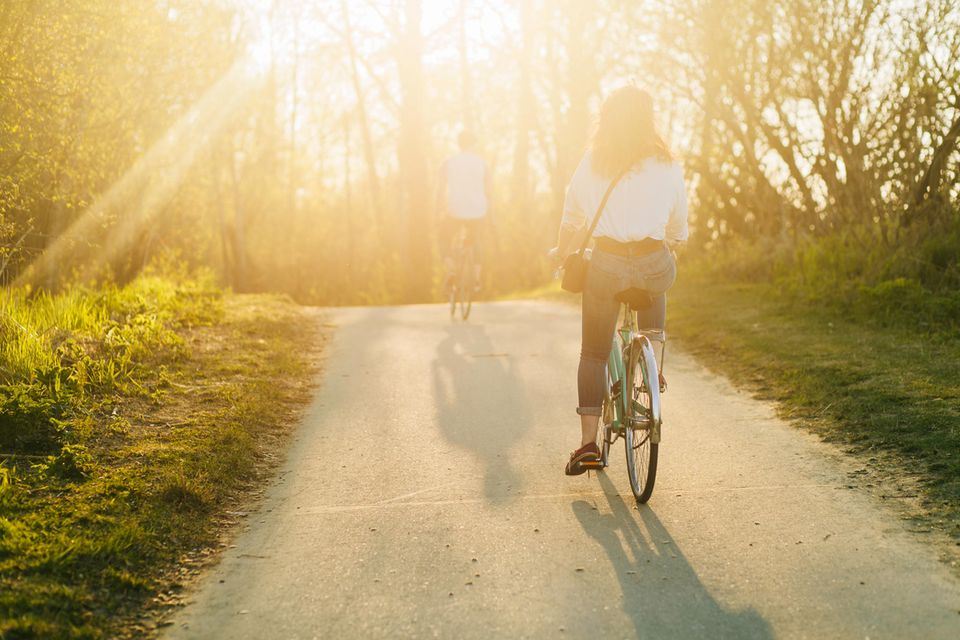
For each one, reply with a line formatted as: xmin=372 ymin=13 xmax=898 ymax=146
xmin=459 ymin=245 xmax=474 ymax=320
xmin=448 ymin=280 xmax=458 ymax=318
xmin=624 ymin=338 xmax=660 ymax=503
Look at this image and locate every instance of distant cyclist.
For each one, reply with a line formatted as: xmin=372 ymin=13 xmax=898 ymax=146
xmin=437 ymin=129 xmax=492 ymax=293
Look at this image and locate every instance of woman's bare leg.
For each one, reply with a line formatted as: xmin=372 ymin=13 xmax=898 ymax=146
xmin=580 ymin=414 xmax=600 ymax=447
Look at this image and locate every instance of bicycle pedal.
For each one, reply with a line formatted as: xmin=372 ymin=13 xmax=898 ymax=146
xmin=585 ymin=464 xmax=604 ymax=478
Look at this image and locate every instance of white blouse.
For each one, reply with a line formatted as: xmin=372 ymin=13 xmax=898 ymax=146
xmin=562 ymin=153 xmax=689 ymax=243
xmin=444 ymin=152 xmax=489 ymax=220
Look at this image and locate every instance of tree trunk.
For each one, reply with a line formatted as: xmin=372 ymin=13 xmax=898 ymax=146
xmin=553 ymin=0 xmax=597 ymax=212
xmin=910 ymin=108 xmax=960 ymax=220
xmin=210 ymin=147 xmax=233 ymax=278
xmin=343 ymin=112 xmax=355 ymax=287
xmin=341 ymin=0 xmax=383 ymax=226
xmin=458 ymin=0 xmax=475 ymax=128
xmin=287 ymin=4 xmax=301 ymax=217
xmin=397 ymin=0 xmax=431 ymax=301
xmin=229 ymin=144 xmax=248 ymax=291
xmin=511 ymin=0 xmax=535 ymax=209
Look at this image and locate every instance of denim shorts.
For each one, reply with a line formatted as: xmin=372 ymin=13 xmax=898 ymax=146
xmin=586 ymin=246 xmax=676 ymax=300
xmin=577 ymin=246 xmax=676 ymax=415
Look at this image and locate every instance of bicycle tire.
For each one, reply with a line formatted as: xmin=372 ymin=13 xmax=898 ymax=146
xmin=624 ymin=338 xmax=660 ymax=503
xmin=459 ymin=245 xmax=474 ymax=320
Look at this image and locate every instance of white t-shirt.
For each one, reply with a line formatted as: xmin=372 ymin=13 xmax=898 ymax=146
xmin=444 ymin=152 xmax=489 ymax=220
xmin=562 ymin=153 xmax=689 ymax=243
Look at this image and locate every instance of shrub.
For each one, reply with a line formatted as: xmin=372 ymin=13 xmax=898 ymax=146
xmin=688 ymin=217 xmax=960 ymax=333
xmin=42 ymin=444 xmax=96 ymax=480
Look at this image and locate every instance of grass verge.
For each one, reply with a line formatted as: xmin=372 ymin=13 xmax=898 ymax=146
xmin=0 ymin=279 xmax=323 ymax=639
xmin=668 ymin=272 xmax=960 ymax=546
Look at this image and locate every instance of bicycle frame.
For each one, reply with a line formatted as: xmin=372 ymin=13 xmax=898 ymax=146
xmin=604 ymin=304 xmax=665 ymax=447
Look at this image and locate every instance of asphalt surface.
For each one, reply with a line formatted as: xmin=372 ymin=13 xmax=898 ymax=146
xmin=165 ymin=301 xmax=960 ymax=639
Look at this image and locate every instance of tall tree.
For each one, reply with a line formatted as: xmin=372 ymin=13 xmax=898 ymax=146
xmin=397 ymin=0 xmax=431 ymax=300
xmin=510 ymin=0 xmax=536 ymax=209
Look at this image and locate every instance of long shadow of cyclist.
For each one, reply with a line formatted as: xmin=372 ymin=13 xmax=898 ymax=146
xmin=572 ymin=473 xmax=773 ymax=639
xmin=431 ymin=322 xmax=531 ymax=503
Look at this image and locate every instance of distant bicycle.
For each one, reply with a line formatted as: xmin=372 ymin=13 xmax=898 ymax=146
xmin=447 ymin=226 xmax=476 ymax=321
xmin=592 ymin=288 xmax=666 ymax=503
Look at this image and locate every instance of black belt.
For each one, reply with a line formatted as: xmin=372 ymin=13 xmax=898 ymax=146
xmin=595 ymin=237 xmax=664 ymax=257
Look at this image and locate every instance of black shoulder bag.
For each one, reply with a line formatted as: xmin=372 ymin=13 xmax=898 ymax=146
xmin=560 ymin=170 xmax=627 ymax=293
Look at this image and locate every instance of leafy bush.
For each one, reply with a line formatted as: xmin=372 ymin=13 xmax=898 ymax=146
xmin=689 ymin=214 xmax=960 ymax=333
xmin=860 ymin=277 xmax=926 ymax=314
xmin=856 ymin=277 xmax=960 ymax=329
xmin=39 ymin=444 xmax=96 ymax=480
xmin=0 ymin=380 xmax=70 ymax=454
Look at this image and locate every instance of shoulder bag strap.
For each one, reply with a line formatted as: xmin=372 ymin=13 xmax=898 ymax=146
xmin=575 ymin=169 xmax=627 ymax=256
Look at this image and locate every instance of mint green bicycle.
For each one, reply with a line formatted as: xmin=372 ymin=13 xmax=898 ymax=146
xmin=595 ymin=289 xmax=665 ymax=503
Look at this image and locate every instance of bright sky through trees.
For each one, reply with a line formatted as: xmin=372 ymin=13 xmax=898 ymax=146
xmin=1 ymin=0 xmax=957 ymax=305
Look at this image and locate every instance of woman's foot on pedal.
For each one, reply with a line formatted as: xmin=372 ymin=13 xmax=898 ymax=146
xmin=565 ymin=442 xmax=601 ymax=476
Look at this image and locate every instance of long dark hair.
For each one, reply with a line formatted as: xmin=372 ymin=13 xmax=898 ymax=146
xmin=590 ymin=86 xmax=672 ymax=178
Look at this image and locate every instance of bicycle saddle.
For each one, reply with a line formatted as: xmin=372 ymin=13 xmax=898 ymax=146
xmin=614 ymin=288 xmax=654 ymax=310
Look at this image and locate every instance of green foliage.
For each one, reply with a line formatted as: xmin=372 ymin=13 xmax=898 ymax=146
xmin=156 ymin=468 xmax=213 ymax=513
xmin=34 ymin=444 xmax=96 ymax=481
xmin=691 ymin=211 xmax=960 ymax=334
xmin=0 ymin=463 xmax=14 ymax=508
xmin=0 ymin=276 xmax=221 ymax=455
xmin=0 ymin=290 xmax=315 ymax=639
xmin=0 ymin=0 xmax=240 ymax=283
xmin=916 ymin=221 xmax=960 ymax=289
xmin=0 ymin=381 xmax=69 ymax=454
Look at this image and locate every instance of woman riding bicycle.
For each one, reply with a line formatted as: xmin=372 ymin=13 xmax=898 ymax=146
xmin=551 ymin=86 xmax=689 ymax=476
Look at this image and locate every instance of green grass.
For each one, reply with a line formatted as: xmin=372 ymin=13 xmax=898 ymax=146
xmin=0 ymin=279 xmax=321 ymax=638
xmin=668 ymin=271 xmax=960 ymax=535
xmin=1 ymin=276 xmax=221 ymax=456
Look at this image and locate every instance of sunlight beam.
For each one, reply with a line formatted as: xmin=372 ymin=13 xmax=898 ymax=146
xmin=16 ymin=58 xmax=266 ymax=290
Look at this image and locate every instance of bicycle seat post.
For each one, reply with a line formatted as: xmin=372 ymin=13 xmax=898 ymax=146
xmin=621 ymin=302 xmax=636 ymax=333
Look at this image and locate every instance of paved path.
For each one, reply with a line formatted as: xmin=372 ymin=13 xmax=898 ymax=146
xmin=165 ymin=301 xmax=960 ymax=639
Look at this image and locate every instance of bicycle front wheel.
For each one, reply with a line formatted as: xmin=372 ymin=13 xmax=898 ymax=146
xmin=624 ymin=338 xmax=660 ymax=503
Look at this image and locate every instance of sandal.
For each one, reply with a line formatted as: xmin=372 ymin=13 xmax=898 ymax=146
xmin=565 ymin=442 xmax=601 ymax=476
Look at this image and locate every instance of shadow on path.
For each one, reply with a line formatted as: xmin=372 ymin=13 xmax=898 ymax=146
xmin=572 ymin=473 xmax=773 ymax=639
xmin=432 ymin=322 xmax=531 ymax=502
